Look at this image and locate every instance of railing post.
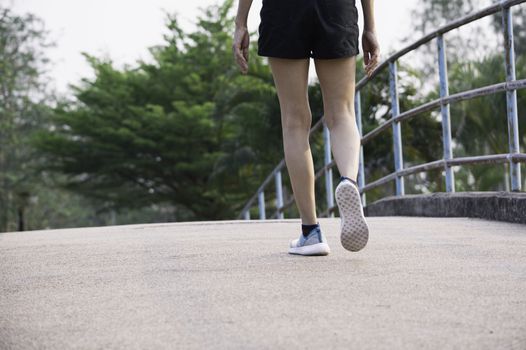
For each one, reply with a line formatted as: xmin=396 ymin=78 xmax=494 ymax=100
xmin=355 ymin=90 xmax=366 ymax=205
xmin=258 ymin=191 xmax=266 ymax=220
xmin=437 ymin=34 xmax=456 ymax=193
xmin=274 ymin=170 xmax=284 ymax=219
xmin=502 ymin=5 xmax=522 ymax=191
xmin=323 ymin=123 xmax=335 ymax=217
xmin=389 ymin=61 xmax=405 ymax=196
xmin=243 ymin=210 xmax=250 ymax=220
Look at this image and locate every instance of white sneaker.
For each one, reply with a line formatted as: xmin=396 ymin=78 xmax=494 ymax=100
xmin=335 ymin=177 xmax=369 ymax=251
xmin=288 ymin=226 xmax=330 ymax=256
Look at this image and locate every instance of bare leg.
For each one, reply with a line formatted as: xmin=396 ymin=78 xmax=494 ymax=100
xmin=268 ymin=57 xmax=317 ymax=225
xmin=313 ymin=57 xmax=360 ymax=182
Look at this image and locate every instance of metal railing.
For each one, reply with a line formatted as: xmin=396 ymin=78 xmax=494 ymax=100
xmin=238 ymin=0 xmax=526 ymax=220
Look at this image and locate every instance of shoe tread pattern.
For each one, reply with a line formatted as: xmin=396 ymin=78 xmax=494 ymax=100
xmin=335 ymin=181 xmax=369 ymax=252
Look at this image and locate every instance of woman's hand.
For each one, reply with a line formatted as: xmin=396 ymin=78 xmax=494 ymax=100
xmin=233 ymin=25 xmax=250 ymax=74
xmin=362 ymin=30 xmax=380 ymax=78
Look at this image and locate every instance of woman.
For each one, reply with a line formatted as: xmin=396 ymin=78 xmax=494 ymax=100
xmin=233 ymin=0 xmax=380 ymax=256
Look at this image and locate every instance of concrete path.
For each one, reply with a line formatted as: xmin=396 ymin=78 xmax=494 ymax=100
xmin=1 ymin=217 xmax=525 ymax=349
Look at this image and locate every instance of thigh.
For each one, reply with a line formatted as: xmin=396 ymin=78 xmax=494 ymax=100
xmin=268 ymin=57 xmax=311 ymax=124
xmin=313 ymin=57 xmax=357 ymax=118
xmin=258 ymin=0 xmax=312 ymax=59
xmin=312 ymin=0 xmax=360 ymax=59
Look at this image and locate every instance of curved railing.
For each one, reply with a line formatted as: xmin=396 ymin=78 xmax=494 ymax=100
xmin=238 ymin=0 xmax=526 ymax=220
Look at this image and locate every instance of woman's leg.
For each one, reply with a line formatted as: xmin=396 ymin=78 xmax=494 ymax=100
xmin=313 ymin=57 xmax=360 ymax=182
xmin=268 ymin=57 xmax=317 ymax=225
xmin=314 ymin=56 xmax=369 ymax=252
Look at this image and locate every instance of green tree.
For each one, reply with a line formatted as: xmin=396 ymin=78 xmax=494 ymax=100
xmin=0 ymin=6 xmax=53 ymax=231
xmin=33 ymin=0 xmax=284 ymax=221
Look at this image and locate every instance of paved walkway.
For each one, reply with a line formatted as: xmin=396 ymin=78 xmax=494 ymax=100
xmin=1 ymin=217 xmax=525 ymax=349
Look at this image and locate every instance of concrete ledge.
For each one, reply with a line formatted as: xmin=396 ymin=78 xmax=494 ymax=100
xmin=364 ymin=191 xmax=526 ymax=224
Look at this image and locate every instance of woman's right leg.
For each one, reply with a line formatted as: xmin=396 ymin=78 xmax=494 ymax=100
xmin=268 ymin=57 xmax=317 ymax=225
xmin=313 ymin=56 xmax=360 ymax=182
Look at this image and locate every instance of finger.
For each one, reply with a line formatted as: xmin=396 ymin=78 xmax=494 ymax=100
xmin=235 ymin=52 xmax=245 ymax=67
xmin=368 ymin=52 xmax=376 ymax=66
xmin=367 ymin=54 xmax=379 ymax=69
xmin=237 ymin=58 xmax=248 ymax=73
xmin=370 ymin=52 xmax=379 ymax=66
xmin=232 ymin=42 xmax=240 ymax=57
xmin=365 ymin=60 xmax=374 ymax=73
xmin=243 ymin=46 xmax=249 ymax=62
xmin=242 ymin=49 xmax=249 ymax=73
xmin=232 ymin=39 xmax=247 ymax=71
xmin=234 ymin=53 xmax=247 ymax=73
xmin=363 ymin=51 xmax=369 ymax=66
xmin=235 ymin=47 xmax=247 ymax=66
xmin=365 ymin=59 xmax=377 ymax=77
xmin=237 ymin=55 xmax=248 ymax=73
xmin=368 ymin=61 xmax=376 ymax=76
xmin=367 ymin=57 xmax=378 ymax=71
xmin=367 ymin=66 xmax=375 ymax=78
xmin=371 ymin=52 xmax=380 ymax=65
xmin=370 ymin=59 xmax=379 ymax=72
xmin=366 ymin=63 xmax=376 ymax=77
xmin=234 ymin=43 xmax=243 ymax=58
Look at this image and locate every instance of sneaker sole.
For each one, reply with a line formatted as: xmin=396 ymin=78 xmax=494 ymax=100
xmin=335 ymin=181 xmax=369 ymax=252
xmin=288 ymin=242 xmax=330 ymax=256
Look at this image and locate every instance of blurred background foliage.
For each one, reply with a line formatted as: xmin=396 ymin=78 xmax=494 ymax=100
xmin=0 ymin=0 xmax=524 ymax=231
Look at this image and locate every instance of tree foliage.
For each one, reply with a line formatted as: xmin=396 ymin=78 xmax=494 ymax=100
xmin=33 ymin=0 xmax=284 ymax=221
xmin=0 ymin=6 xmax=53 ymax=231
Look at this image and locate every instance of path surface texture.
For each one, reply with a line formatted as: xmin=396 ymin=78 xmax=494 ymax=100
xmin=1 ymin=217 xmax=525 ymax=349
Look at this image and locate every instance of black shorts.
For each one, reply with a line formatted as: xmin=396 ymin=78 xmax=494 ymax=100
xmin=257 ymin=0 xmax=360 ymax=59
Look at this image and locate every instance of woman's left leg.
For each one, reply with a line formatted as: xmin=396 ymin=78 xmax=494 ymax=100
xmin=268 ymin=57 xmax=317 ymax=225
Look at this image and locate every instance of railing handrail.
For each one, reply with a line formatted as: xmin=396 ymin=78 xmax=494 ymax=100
xmin=238 ymin=0 xmax=526 ymax=220
xmin=361 ymin=79 xmax=526 ymax=144
xmin=362 ymin=153 xmax=526 ymax=193
xmin=356 ymin=0 xmax=525 ymax=90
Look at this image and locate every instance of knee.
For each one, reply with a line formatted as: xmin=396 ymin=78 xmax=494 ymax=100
xmin=281 ymin=105 xmax=312 ymax=132
xmin=324 ymin=104 xmax=355 ymax=130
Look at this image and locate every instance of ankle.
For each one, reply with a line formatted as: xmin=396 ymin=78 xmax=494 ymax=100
xmin=301 ymin=222 xmax=319 ymax=237
xmin=340 ymin=176 xmax=358 ymax=186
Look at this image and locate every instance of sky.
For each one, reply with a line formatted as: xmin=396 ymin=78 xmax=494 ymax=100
xmin=10 ymin=0 xmax=417 ymax=98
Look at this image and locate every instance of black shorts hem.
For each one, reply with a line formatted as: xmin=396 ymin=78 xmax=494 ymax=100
xmin=257 ymin=49 xmax=310 ymax=59
xmin=257 ymin=48 xmax=360 ymax=60
xmin=311 ymin=48 xmax=360 ymax=60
